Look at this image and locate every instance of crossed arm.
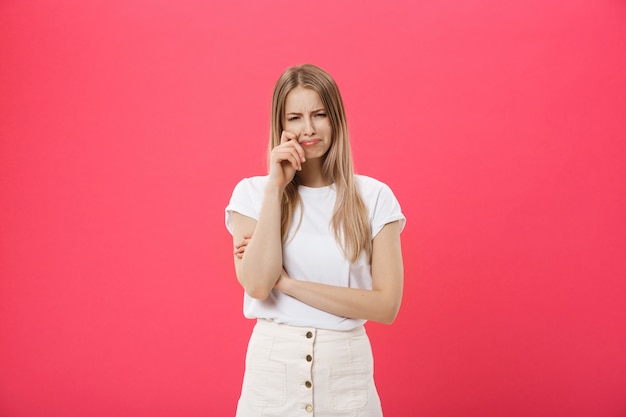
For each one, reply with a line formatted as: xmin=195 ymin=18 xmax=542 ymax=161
xmin=231 ymin=200 xmax=404 ymax=324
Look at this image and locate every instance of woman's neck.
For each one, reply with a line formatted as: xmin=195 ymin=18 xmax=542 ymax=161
xmin=297 ymin=159 xmax=328 ymax=188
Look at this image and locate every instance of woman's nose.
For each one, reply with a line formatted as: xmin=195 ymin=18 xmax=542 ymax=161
xmin=302 ymin=117 xmax=316 ymax=135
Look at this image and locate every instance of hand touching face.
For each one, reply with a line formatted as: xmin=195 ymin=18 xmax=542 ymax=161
xmin=283 ymin=87 xmax=332 ymax=161
xmin=268 ymin=130 xmax=306 ymax=189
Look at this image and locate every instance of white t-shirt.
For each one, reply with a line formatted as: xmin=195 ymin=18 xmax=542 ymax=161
xmin=225 ymin=175 xmax=405 ymax=330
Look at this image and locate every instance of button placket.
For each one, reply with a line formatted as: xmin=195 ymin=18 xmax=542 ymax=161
xmin=300 ymin=328 xmax=316 ymax=415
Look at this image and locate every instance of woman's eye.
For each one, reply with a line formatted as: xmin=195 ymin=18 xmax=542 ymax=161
xmin=287 ymin=116 xmax=299 ymax=121
xmin=315 ymin=113 xmax=327 ymax=118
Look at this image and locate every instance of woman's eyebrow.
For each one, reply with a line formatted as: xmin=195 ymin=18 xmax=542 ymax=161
xmin=285 ymin=108 xmax=325 ymax=115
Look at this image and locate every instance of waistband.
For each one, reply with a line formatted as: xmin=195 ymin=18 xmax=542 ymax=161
xmin=254 ymin=319 xmax=366 ymax=343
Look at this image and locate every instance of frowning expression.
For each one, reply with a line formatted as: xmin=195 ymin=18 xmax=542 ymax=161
xmin=284 ymin=86 xmax=332 ymax=160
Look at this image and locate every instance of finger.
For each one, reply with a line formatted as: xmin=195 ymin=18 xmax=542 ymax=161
xmin=286 ymin=132 xmax=306 ymax=162
xmin=280 ymin=130 xmax=298 ymax=145
xmin=292 ymin=139 xmax=306 ymax=163
xmin=281 ymin=132 xmax=306 ymax=163
xmin=286 ymin=151 xmax=302 ymax=171
xmin=285 ymin=148 xmax=303 ymax=170
xmin=235 ymin=239 xmax=249 ymax=249
xmin=237 ymin=234 xmax=252 ymax=247
xmin=273 ymin=148 xmax=302 ymax=171
xmin=234 ymin=247 xmax=246 ymax=258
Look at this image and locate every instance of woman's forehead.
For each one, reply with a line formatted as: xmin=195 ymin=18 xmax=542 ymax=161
xmin=285 ymin=87 xmax=324 ymax=112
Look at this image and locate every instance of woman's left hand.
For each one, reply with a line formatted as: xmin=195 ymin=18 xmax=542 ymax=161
xmin=234 ymin=234 xmax=252 ymax=259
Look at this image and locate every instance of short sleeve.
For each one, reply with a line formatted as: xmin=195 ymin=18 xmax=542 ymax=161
xmin=367 ymin=180 xmax=406 ymax=238
xmin=224 ymin=177 xmax=266 ymax=235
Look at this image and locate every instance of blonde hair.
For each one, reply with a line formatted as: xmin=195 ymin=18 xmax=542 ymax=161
xmin=270 ymin=64 xmax=371 ymax=262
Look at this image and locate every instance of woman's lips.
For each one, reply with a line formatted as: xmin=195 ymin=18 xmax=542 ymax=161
xmin=300 ymin=139 xmax=321 ymax=146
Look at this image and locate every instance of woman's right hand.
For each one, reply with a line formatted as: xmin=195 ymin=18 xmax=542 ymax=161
xmin=268 ymin=131 xmax=306 ymax=189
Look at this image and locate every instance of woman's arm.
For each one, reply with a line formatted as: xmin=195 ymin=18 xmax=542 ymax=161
xmin=275 ymin=220 xmax=404 ymax=324
xmin=230 ymin=186 xmax=282 ymax=300
xmin=231 ymin=132 xmax=305 ymax=300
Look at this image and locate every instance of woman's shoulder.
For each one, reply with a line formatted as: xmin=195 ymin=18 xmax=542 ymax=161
xmin=354 ymin=174 xmax=402 ymax=208
xmin=232 ymin=175 xmax=269 ymax=192
xmin=355 ymin=174 xmax=405 ymax=231
xmin=228 ymin=176 xmax=270 ymax=203
xmin=354 ymin=174 xmax=394 ymax=195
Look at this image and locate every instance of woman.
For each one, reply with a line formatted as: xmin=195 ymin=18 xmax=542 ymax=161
xmin=225 ymin=64 xmax=405 ymax=416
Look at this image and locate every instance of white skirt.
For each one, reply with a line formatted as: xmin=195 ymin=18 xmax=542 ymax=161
xmin=236 ymin=319 xmax=383 ymax=417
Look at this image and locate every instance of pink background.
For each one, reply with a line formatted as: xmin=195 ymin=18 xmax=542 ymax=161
xmin=2 ymin=1 xmax=625 ymax=416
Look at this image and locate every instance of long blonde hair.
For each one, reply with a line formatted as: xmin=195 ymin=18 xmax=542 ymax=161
xmin=270 ymin=64 xmax=371 ymax=262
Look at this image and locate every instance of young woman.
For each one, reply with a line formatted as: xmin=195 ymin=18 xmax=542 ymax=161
xmin=225 ymin=64 xmax=405 ymax=416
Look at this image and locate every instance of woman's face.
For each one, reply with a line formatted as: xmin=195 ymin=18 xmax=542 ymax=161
xmin=283 ymin=86 xmax=332 ymax=160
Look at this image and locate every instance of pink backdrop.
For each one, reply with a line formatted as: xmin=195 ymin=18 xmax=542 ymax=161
xmin=1 ymin=1 xmax=625 ymax=416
